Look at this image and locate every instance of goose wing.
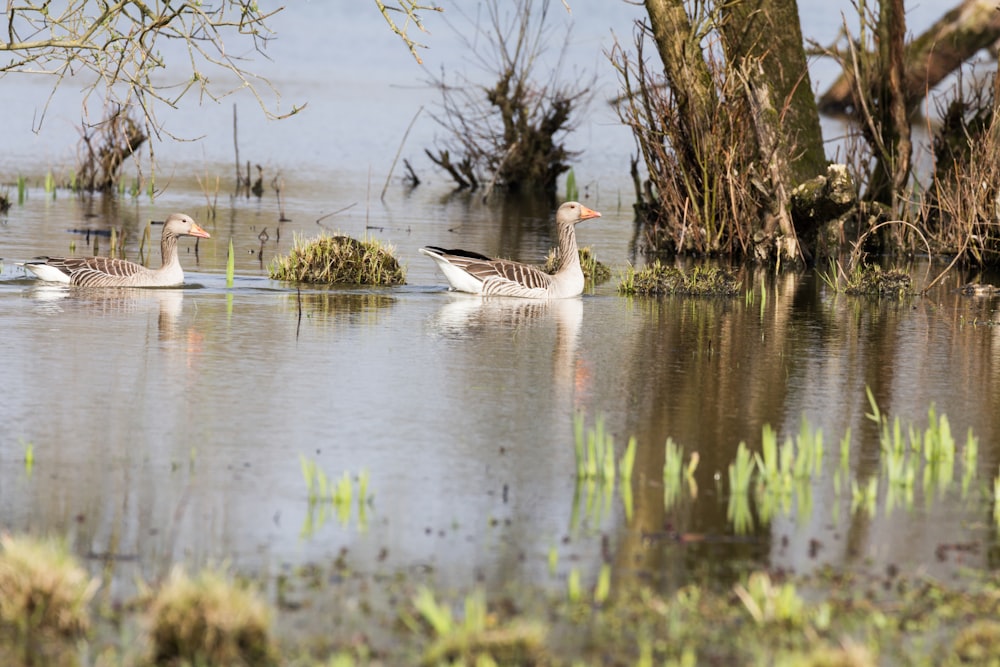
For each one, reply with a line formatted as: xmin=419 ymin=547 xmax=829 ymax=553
xmin=421 ymin=246 xmax=553 ymax=294
xmin=34 ymin=256 xmax=148 ymax=285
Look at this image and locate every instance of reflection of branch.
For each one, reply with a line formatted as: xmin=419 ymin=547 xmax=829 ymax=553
xmin=374 ymin=0 xmax=443 ymax=64
xmin=1 ymin=1 xmax=302 ymax=134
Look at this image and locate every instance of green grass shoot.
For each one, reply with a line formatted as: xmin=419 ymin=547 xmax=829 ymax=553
xmin=17 ymin=174 xmax=26 ymax=204
xmin=619 ymin=436 xmax=637 ymax=482
xmin=226 ymin=238 xmax=235 ymax=288
xmin=565 ymin=168 xmax=578 ymax=201
xmin=567 ymin=568 xmax=582 ymax=603
xmin=21 ymin=440 xmax=34 ymax=475
xmin=594 ymin=564 xmax=611 ymax=604
xmin=995 ymin=466 xmax=1000 ymax=527
xmin=729 ymin=442 xmax=754 ymax=494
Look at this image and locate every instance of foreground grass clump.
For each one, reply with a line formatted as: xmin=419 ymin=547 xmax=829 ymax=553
xmin=268 ymin=233 xmax=406 ymax=285
xmin=0 ymin=534 xmax=97 ymax=640
xmin=618 ymin=261 xmax=741 ymax=296
xmin=544 ymin=246 xmax=612 ymax=285
xmin=148 ymin=567 xmax=277 ymax=666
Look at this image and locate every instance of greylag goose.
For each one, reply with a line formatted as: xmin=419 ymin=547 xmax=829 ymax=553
xmin=20 ymin=213 xmax=211 ymax=287
xmin=419 ymin=201 xmax=601 ymax=299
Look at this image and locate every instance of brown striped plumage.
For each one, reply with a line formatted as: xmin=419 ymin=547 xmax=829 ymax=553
xmin=419 ymin=202 xmax=601 ymax=299
xmin=21 ymin=213 xmax=211 ymax=287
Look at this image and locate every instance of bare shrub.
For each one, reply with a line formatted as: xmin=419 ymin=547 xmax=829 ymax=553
xmin=425 ymin=0 xmax=590 ymax=198
xmin=77 ymin=106 xmax=147 ymax=193
xmin=611 ymin=28 xmax=764 ymax=258
xmin=920 ymin=73 xmax=1000 ymax=265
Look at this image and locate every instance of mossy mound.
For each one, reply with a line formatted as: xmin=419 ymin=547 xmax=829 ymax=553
xmin=618 ymin=261 xmax=741 ymax=296
xmin=844 ymin=264 xmax=911 ymax=297
xmin=544 ymin=246 xmax=612 ymax=285
xmin=269 ymin=233 xmax=405 ymax=285
xmin=0 ymin=534 xmax=97 ymax=640
xmin=148 ymin=567 xmax=277 ymax=666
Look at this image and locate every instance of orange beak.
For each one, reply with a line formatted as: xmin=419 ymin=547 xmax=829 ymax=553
xmin=189 ymin=222 xmax=212 ymax=239
xmin=580 ymin=205 xmax=602 ymax=221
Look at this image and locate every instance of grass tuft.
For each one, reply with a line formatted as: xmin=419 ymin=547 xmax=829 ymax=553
xmin=843 ymin=264 xmax=912 ymax=297
xmin=148 ymin=566 xmax=277 ymax=666
xmin=0 ymin=534 xmax=97 ymax=640
xmin=404 ymin=587 xmax=549 ymax=666
xmin=268 ymin=233 xmax=406 ymax=285
xmin=618 ymin=261 xmax=741 ymax=296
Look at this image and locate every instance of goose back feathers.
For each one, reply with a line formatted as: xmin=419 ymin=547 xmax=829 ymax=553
xmin=419 ymin=201 xmax=601 ymax=299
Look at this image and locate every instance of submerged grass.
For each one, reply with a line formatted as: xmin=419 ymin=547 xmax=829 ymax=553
xmin=269 ymin=233 xmax=406 ymax=285
xmin=618 ymin=261 xmax=741 ymax=296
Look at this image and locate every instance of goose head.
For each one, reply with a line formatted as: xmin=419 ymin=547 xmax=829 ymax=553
xmin=161 ymin=213 xmax=211 ymax=239
xmin=557 ymin=201 xmax=602 ymax=226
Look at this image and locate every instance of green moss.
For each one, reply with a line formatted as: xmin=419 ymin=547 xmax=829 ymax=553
xmin=268 ymin=233 xmax=405 ymax=285
xmin=618 ymin=261 xmax=741 ymax=296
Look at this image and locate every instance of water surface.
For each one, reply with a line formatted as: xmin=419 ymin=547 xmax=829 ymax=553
xmin=0 ymin=0 xmax=998 ymax=641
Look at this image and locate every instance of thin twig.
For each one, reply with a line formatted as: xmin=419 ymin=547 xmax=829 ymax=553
xmin=381 ymin=106 xmax=424 ymax=201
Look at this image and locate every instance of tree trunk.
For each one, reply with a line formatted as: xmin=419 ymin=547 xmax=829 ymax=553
xmin=720 ymin=0 xmax=826 ymax=185
xmin=867 ymin=0 xmax=911 ymax=210
xmin=641 ymin=0 xmax=719 ymax=172
xmin=719 ymin=0 xmax=827 ymax=261
xmin=819 ymin=0 xmax=1000 ymax=115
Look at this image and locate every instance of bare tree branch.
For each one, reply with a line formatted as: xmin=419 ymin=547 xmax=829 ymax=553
xmin=0 ymin=1 xmax=303 ymax=135
xmin=374 ymin=0 xmax=443 ymax=64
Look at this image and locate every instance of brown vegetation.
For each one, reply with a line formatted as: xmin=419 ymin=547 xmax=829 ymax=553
xmin=426 ymin=0 xmax=589 ymax=198
xmin=612 ymin=30 xmax=765 ymax=259
xmin=622 ymin=0 xmax=1000 ymax=272
xmin=77 ymin=107 xmax=147 ymax=193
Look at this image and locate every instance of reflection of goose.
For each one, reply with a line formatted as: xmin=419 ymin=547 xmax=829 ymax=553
xmin=419 ymin=202 xmax=601 ymax=298
xmin=20 ymin=214 xmax=210 ymax=287
xmin=429 ymin=295 xmax=586 ymax=404
xmin=959 ymin=283 xmax=998 ymax=296
xmin=27 ymin=285 xmax=184 ymax=338
xmin=430 ymin=293 xmax=583 ymax=346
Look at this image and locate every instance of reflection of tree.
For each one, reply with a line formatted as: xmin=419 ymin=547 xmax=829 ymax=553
xmin=288 ymin=291 xmax=397 ymax=323
xmin=608 ymin=267 xmax=1000 ymax=583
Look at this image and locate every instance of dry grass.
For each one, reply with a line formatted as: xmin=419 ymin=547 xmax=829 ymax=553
xmin=148 ymin=566 xmax=276 ymax=666
xmin=268 ymin=233 xmax=406 ymax=285
xmin=611 ymin=31 xmax=764 ymax=258
xmin=0 ymin=534 xmax=97 ymax=640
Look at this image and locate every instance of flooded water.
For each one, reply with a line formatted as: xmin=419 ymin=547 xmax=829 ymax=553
xmin=0 ymin=0 xmax=998 ymax=644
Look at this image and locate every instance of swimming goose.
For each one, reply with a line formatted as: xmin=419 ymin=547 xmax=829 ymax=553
xmin=21 ymin=213 xmax=211 ymax=287
xmin=419 ymin=201 xmax=601 ymax=299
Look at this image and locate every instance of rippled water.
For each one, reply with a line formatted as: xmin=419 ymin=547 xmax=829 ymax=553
xmin=0 ymin=0 xmax=997 ymax=634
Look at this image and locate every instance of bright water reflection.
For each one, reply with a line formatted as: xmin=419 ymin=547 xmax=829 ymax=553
xmin=2 ymin=254 xmax=1000 ymax=601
